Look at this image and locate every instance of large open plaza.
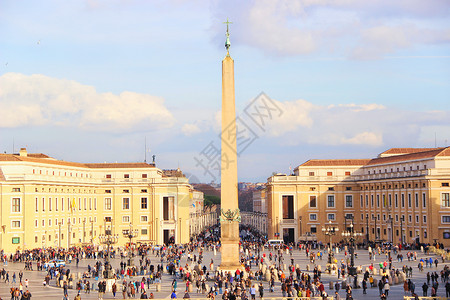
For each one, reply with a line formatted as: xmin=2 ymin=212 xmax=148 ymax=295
xmin=0 ymin=242 xmax=448 ymax=299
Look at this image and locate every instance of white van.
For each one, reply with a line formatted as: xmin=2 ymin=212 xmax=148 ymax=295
xmin=267 ymin=239 xmax=284 ymax=249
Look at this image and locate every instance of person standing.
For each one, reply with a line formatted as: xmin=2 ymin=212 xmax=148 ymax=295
xmin=384 ymin=282 xmax=390 ymax=297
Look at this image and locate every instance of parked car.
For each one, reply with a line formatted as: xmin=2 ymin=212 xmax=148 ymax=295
xmin=44 ymin=259 xmax=66 ymax=268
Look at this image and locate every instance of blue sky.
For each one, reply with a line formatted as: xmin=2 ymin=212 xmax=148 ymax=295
xmin=1 ymin=0 xmax=449 ymax=182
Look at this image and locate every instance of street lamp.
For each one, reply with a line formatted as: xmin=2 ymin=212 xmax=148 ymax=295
xmin=365 ymin=214 xmax=369 ymax=247
xmin=321 ymin=220 xmax=339 ymax=267
xmin=122 ymin=223 xmax=139 ymax=267
xmin=400 ymin=215 xmax=405 ymax=245
xmin=342 ymin=220 xmax=363 ymax=276
xmin=58 ymin=222 xmax=62 ymax=248
xmin=98 ymin=217 xmax=119 ymax=279
xmin=82 ymin=219 xmax=86 ymax=244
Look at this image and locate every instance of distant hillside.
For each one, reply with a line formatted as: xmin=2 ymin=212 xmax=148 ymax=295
xmin=192 ymin=183 xmax=220 ymax=197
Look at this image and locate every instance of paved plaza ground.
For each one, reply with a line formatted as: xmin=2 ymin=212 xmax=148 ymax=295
xmin=0 ymin=246 xmax=447 ymax=299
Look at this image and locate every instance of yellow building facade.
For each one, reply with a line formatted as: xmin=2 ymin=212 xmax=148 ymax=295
xmin=266 ymin=147 xmax=450 ymax=247
xmin=0 ymin=148 xmax=192 ymax=253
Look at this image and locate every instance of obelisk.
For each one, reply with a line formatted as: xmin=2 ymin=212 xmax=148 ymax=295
xmin=219 ymin=19 xmax=241 ymax=271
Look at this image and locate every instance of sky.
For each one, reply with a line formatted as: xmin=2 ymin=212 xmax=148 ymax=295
xmin=0 ymin=0 xmax=449 ymax=183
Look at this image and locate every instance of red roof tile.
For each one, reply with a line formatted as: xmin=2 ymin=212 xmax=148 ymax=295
xmin=298 ymin=159 xmax=371 ymax=167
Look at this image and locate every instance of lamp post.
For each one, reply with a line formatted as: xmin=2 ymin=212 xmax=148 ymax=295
xmin=322 ymin=220 xmax=339 ymax=267
xmin=98 ymin=217 xmax=119 ymax=279
xmin=90 ymin=220 xmax=94 ymax=244
xmin=372 ymin=214 xmax=378 ymax=241
xmin=342 ymin=220 xmax=363 ymax=276
xmin=82 ymin=219 xmax=86 ymax=244
xmin=68 ymin=219 xmax=71 ymax=249
xmin=58 ymin=222 xmax=62 ymax=248
xmin=365 ymin=214 xmax=369 ymax=247
xmin=400 ymin=216 xmax=405 ymax=245
xmin=122 ymin=223 xmax=139 ymax=267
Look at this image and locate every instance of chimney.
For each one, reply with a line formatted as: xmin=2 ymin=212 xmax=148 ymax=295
xmin=19 ymin=148 xmax=27 ymax=157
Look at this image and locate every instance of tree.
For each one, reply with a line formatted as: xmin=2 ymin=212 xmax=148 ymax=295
xmin=204 ymin=195 xmax=220 ymax=206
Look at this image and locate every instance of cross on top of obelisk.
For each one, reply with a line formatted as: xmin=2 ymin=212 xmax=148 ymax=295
xmin=224 ymin=18 xmax=232 ymax=53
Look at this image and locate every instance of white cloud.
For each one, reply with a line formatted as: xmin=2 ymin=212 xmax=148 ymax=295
xmin=256 ymin=96 xmax=450 ymax=147
xmin=213 ymin=0 xmax=450 ymax=58
xmin=341 ymin=131 xmax=383 ymax=146
xmin=181 ymin=123 xmax=202 ymax=136
xmin=0 ymin=73 xmax=175 ymax=131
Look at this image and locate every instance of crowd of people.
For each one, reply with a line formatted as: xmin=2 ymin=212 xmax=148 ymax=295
xmin=0 ymin=225 xmax=449 ymax=300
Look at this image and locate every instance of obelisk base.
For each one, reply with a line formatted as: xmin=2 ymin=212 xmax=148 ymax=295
xmin=219 ymin=221 xmax=241 ymax=272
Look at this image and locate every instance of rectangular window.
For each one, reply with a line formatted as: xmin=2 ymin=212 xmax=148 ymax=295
xmin=327 ymin=195 xmax=335 ymax=208
xmin=443 ymin=182 xmax=450 ymax=187
xmin=310 ymin=226 xmax=317 ymax=233
xmin=416 ymin=215 xmax=419 ymax=223
xmin=42 ymin=198 xmax=45 ymax=211
xmin=423 ymin=193 xmax=426 ymax=208
xmin=12 ymin=220 xmax=21 ymax=228
xmin=55 ymin=197 xmax=58 ymax=211
xmin=309 ymin=196 xmax=317 ymax=208
xmin=123 ymin=189 xmax=129 ymax=193
xmin=89 ymin=198 xmax=92 ymax=210
xmin=105 ymin=190 xmax=111 ymax=193
xmin=141 ymin=189 xmax=148 ymax=193
xmin=106 ymin=174 xmax=111 ymax=179
xmin=408 ymin=194 xmax=412 ymax=208
xmin=12 ymin=187 xmax=20 ymax=192
xmin=371 ymin=195 xmax=374 ymax=207
xmin=142 ymin=174 xmax=148 ymax=178
xmin=345 ymin=171 xmax=351 ymax=176
xmin=365 ymin=195 xmax=368 ymax=207
xmin=35 ymin=197 xmax=38 ymax=212
xmin=360 ymin=195 xmax=363 ymax=208
xmin=345 ymin=195 xmax=353 ymax=208
xmin=309 ymin=214 xmax=317 ymax=221
xmin=123 ymin=198 xmax=130 ymax=210
xmin=282 ymin=195 xmax=294 ymax=219
xmin=309 ymin=172 xmax=315 ymax=176
xmin=395 ymin=194 xmax=398 ymax=208
xmin=442 ymin=193 xmax=450 ymax=207
xmin=443 ymin=216 xmax=450 ymax=223
xmin=327 ymin=172 xmax=333 ymax=176
xmin=415 ymin=193 xmax=419 ymax=208
xmin=141 ymin=229 xmax=148 ymax=235
xmin=122 ymin=216 xmax=130 ymax=223
xmin=140 ymin=215 xmax=148 ymax=222
xmin=388 ymin=194 xmax=392 ymax=207
xmin=49 ymin=197 xmax=52 ymax=211
xmin=78 ymin=198 xmax=81 ymax=210
xmin=124 ymin=174 xmax=130 ymax=178
xmin=377 ymin=195 xmax=380 ymax=207
xmin=423 ymin=216 xmax=427 ymax=223
xmin=163 ymin=196 xmax=175 ymax=220
xmin=327 ymin=213 xmax=335 ymax=220
xmin=104 ymin=198 xmax=112 ymax=210
xmin=84 ymin=198 xmax=87 ymax=210
xmin=12 ymin=198 xmax=21 ymax=212
xmin=61 ymin=197 xmax=64 ymax=211
xmin=141 ymin=197 xmax=148 ymax=209
xmin=401 ymin=194 xmax=405 ymax=207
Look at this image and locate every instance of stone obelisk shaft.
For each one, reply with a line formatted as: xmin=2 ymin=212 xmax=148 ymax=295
xmin=220 ymin=54 xmax=240 ymax=270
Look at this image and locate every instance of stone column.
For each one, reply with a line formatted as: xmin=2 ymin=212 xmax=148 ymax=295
xmin=219 ymin=51 xmax=241 ymax=271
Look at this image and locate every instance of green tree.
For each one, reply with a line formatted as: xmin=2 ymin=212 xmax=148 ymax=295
xmin=204 ymin=195 xmax=220 ymax=206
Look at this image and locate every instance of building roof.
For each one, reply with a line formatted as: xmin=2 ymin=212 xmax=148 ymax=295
xmin=378 ymin=148 xmax=441 ymax=157
xmin=297 ymin=159 xmax=371 ymax=168
xmin=85 ymin=163 xmax=155 ymax=169
xmin=367 ymin=147 xmax=450 ymax=166
xmin=0 ymin=153 xmax=155 ymax=169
